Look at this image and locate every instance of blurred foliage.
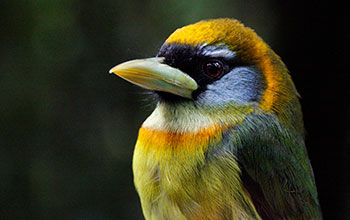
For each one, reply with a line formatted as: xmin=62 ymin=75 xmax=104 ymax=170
xmin=0 ymin=0 xmax=349 ymax=219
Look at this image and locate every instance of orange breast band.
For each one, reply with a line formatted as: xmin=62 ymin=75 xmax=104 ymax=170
xmin=137 ymin=124 xmax=226 ymax=153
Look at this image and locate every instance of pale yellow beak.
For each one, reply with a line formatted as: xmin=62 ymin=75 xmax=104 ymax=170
xmin=109 ymin=57 xmax=198 ymax=99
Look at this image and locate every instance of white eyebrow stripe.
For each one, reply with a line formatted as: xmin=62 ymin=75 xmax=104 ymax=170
xmin=201 ymin=46 xmax=235 ymax=59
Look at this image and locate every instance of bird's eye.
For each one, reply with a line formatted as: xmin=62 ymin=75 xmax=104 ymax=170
xmin=204 ymin=60 xmax=224 ymax=78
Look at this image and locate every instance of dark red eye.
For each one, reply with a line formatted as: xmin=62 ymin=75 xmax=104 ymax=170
xmin=204 ymin=60 xmax=224 ymax=78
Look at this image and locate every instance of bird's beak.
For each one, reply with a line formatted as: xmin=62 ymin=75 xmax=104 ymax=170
xmin=109 ymin=57 xmax=198 ymax=99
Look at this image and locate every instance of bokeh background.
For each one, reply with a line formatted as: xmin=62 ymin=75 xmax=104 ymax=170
xmin=1 ymin=0 xmax=349 ymax=219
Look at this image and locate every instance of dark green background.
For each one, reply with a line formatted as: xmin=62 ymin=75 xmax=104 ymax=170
xmin=1 ymin=0 xmax=349 ymax=219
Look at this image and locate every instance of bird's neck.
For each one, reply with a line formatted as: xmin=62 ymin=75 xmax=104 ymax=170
xmin=142 ymin=102 xmax=212 ymax=133
xmin=142 ymin=101 xmax=253 ymax=133
xmin=136 ymin=101 xmax=254 ymax=157
xmin=138 ymin=102 xmax=222 ymax=156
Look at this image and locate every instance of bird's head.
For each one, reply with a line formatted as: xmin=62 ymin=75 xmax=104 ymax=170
xmin=110 ymin=18 xmax=301 ymax=129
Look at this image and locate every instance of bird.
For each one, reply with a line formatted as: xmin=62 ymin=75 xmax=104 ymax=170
xmin=109 ymin=18 xmax=322 ymax=220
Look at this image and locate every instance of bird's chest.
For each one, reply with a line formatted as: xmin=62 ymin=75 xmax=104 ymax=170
xmin=132 ymin=124 xmax=222 ymax=195
xmin=132 ymin=126 xmax=257 ymax=220
xmin=132 ymin=125 xmax=218 ymax=219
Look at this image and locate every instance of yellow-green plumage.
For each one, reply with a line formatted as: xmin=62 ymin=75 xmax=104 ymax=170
xmin=110 ymin=18 xmax=322 ymax=220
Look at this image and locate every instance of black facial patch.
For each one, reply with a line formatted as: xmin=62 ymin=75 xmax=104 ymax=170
xmin=156 ymin=43 xmax=243 ymax=101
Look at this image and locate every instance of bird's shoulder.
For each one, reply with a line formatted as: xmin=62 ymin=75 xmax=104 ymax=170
xmin=218 ymin=113 xmax=322 ymax=220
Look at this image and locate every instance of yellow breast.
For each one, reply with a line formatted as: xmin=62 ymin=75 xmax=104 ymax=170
xmin=132 ymin=124 xmax=261 ymax=220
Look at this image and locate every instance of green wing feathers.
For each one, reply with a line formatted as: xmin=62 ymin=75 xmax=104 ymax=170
xmin=229 ymin=113 xmax=322 ymax=220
